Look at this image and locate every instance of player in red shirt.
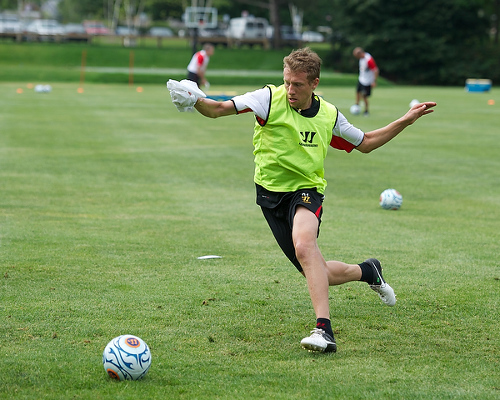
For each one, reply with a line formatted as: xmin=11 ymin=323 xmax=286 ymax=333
xmin=186 ymin=44 xmax=214 ymax=88
xmin=353 ymin=47 xmax=379 ymax=116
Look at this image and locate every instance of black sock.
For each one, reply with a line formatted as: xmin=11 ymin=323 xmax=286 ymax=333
xmin=359 ymin=262 xmax=374 ymax=284
xmin=316 ymin=318 xmax=334 ymax=338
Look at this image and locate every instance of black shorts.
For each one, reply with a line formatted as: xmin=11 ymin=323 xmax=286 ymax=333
xmin=256 ymin=184 xmax=324 ymax=272
xmin=357 ymin=81 xmax=372 ymax=97
xmin=187 ymin=72 xmax=200 ymax=86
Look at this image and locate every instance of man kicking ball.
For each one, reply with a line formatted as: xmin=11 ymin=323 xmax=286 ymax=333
xmin=167 ymin=47 xmax=436 ymax=353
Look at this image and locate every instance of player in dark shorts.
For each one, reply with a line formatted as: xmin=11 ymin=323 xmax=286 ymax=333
xmin=257 ymin=184 xmax=324 ymax=272
xmin=357 ymin=81 xmax=372 ymax=98
xmin=168 ymin=47 xmax=436 ymax=353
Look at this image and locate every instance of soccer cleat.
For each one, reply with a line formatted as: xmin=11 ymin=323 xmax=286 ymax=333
xmin=365 ymin=258 xmax=396 ymax=306
xmin=300 ymin=328 xmax=337 ymax=353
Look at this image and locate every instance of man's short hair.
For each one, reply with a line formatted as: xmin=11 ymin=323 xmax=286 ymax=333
xmin=353 ymin=47 xmax=364 ymax=58
xmin=283 ymin=47 xmax=322 ymax=82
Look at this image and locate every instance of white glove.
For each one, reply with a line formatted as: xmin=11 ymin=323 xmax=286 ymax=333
xmin=170 ymin=90 xmax=197 ymax=112
xmin=167 ymin=79 xmax=206 ymax=112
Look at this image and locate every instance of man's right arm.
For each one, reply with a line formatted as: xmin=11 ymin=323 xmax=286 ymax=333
xmin=194 ymin=87 xmax=270 ymax=119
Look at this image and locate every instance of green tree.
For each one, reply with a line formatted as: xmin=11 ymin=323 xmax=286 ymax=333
xmin=327 ymin=0 xmax=496 ymax=85
xmin=1 ymin=0 xmax=43 ymax=13
xmin=0 ymin=0 xmax=17 ymax=10
xmin=147 ymin=0 xmax=184 ymax=21
xmin=59 ymin=0 xmax=108 ymax=22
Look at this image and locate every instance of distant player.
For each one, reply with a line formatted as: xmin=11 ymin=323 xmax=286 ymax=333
xmin=353 ymin=47 xmax=379 ymax=116
xmin=186 ymin=43 xmax=214 ymax=88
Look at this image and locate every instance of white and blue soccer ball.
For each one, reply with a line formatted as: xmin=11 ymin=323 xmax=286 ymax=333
xmin=34 ymin=84 xmax=52 ymax=93
xmin=379 ymin=189 xmax=403 ymax=210
xmin=350 ymin=104 xmax=361 ymax=115
xmin=103 ymin=335 xmax=151 ymax=380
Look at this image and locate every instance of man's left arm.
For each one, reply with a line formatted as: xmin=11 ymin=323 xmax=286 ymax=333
xmin=368 ymin=58 xmax=379 ymax=87
xmin=356 ymin=101 xmax=437 ymax=153
xmin=372 ymin=66 xmax=379 ymax=87
xmin=196 ymin=54 xmax=207 ymax=85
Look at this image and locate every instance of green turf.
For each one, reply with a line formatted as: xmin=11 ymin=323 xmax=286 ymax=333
xmin=0 ymin=81 xmax=499 ymax=399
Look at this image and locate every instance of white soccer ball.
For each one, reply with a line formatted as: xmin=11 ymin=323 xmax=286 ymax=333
xmin=379 ymin=188 xmax=403 ymax=210
xmin=350 ymin=104 xmax=361 ymax=115
xmin=34 ymin=84 xmax=52 ymax=93
xmin=103 ymin=335 xmax=151 ymax=380
xmin=409 ymin=99 xmax=420 ymax=108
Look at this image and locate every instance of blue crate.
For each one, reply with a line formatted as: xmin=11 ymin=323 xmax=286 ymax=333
xmin=465 ymin=79 xmax=492 ymax=92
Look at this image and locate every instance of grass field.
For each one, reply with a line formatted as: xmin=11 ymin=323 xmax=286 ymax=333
xmin=1 ymin=79 xmax=499 ymax=399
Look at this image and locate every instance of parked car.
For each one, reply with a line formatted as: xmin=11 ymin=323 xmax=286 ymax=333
xmin=64 ymin=23 xmax=86 ymax=34
xmin=0 ymin=13 xmax=23 ymax=33
xmin=197 ymin=26 xmax=229 ymax=47
xmin=116 ymin=26 xmax=139 ymax=36
xmin=198 ymin=26 xmax=226 ymax=38
xmin=64 ymin=23 xmax=88 ymax=42
xmin=267 ymin=25 xmax=302 ymax=46
xmin=148 ymin=27 xmax=173 ymax=37
xmin=302 ymin=31 xmax=324 ymax=43
xmin=83 ymin=20 xmax=111 ymax=35
xmin=227 ymin=17 xmax=268 ymax=39
xmin=25 ymin=19 xmax=65 ymax=40
xmin=280 ymin=26 xmax=301 ymax=41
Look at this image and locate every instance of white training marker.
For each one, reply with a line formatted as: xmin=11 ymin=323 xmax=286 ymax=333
xmin=197 ymin=255 xmax=222 ymax=260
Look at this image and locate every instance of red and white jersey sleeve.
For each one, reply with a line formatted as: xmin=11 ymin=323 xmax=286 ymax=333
xmin=367 ymin=56 xmax=377 ymax=71
xmin=331 ymin=112 xmax=364 ymax=152
xmin=187 ymin=50 xmax=210 ymax=74
xmin=232 ymin=87 xmax=270 ymax=120
xmin=231 ymin=88 xmax=364 ymax=152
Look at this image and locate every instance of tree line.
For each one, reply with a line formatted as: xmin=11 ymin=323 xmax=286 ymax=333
xmin=327 ymin=0 xmax=499 ymax=85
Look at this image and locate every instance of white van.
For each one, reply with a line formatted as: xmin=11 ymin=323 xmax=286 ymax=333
xmin=227 ymin=17 xmax=269 ymax=39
